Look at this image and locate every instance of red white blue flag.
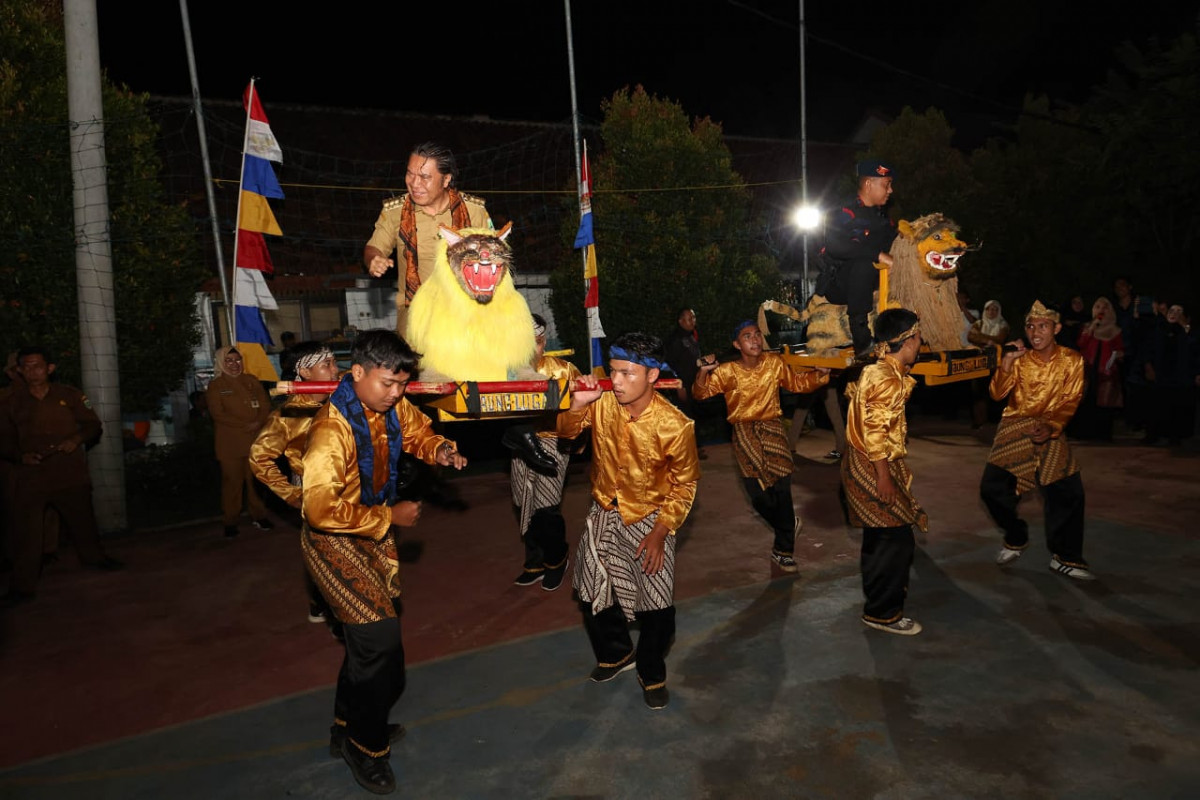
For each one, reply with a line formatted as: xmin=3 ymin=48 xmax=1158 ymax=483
xmin=232 ymin=81 xmax=281 ymax=379
xmin=573 ymin=140 xmax=605 ymax=373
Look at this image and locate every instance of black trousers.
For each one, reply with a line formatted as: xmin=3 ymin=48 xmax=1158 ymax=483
xmin=335 ymin=608 xmax=406 ymax=754
xmin=582 ymin=603 xmax=676 ymax=688
xmin=743 ymin=475 xmax=796 ymax=555
xmin=523 ymin=507 xmax=568 ymax=570
xmin=824 ymin=261 xmax=878 ymax=354
xmin=979 ymin=463 xmax=1087 ymax=566
xmin=860 ymin=524 xmax=914 ymax=623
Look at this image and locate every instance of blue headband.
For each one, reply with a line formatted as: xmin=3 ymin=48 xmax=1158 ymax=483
xmin=609 ymin=345 xmax=667 ymax=372
xmin=732 ymin=320 xmax=757 ymax=340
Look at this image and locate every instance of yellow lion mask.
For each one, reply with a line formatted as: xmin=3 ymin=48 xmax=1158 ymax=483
xmin=405 ymin=223 xmax=537 ymax=382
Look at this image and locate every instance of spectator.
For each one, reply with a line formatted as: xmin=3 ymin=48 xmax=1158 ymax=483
xmin=662 ymin=306 xmax=707 ymax=459
xmin=0 ymin=346 xmax=123 ymax=607
xmin=206 ymin=346 xmax=273 ymax=537
xmin=1142 ymin=303 xmax=1197 ymax=445
xmin=1057 ymin=295 xmax=1089 ymax=349
xmin=1072 ymin=297 xmax=1126 ymax=441
xmin=968 ymin=300 xmax=1010 ymax=429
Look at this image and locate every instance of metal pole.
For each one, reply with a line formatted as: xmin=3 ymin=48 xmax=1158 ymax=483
xmin=563 ymin=0 xmax=594 ymax=372
xmin=179 ymin=0 xmax=235 ymax=342
xmin=800 ymin=0 xmax=810 ymax=296
xmin=64 ymin=0 xmax=127 ymax=532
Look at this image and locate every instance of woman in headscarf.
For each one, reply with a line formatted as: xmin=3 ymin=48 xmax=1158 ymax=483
xmin=968 ymin=300 xmax=1010 ymax=347
xmin=1071 ymin=297 xmax=1126 ymax=441
xmin=206 ymin=346 xmax=273 ymax=537
xmin=1057 ymin=295 xmax=1089 ymax=349
xmin=967 ymin=300 xmax=1011 ymax=427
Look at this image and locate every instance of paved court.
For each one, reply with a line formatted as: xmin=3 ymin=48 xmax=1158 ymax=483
xmin=2 ymin=418 xmax=1198 ymax=798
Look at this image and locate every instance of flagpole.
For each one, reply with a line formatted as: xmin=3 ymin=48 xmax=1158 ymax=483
xmin=562 ymin=0 xmax=594 ymax=372
xmin=179 ymin=0 xmax=234 ymax=342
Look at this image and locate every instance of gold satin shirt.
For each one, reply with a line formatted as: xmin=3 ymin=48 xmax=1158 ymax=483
xmin=303 ymin=397 xmax=450 ymax=540
xmin=989 ymin=345 xmax=1084 ymax=435
xmin=845 ymin=355 xmax=916 ymax=462
xmin=248 ymin=394 xmax=324 ymax=507
xmin=692 ymin=353 xmax=828 ymax=422
xmin=556 ymin=391 xmax=699 ymax=532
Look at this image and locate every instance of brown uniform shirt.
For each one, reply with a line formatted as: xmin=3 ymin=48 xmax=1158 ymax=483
xmin=206 ymin=372 xmax=271 ymax=461
xmin=0 ymin=383 xmax=102 ymax=490
xmin=365 ymin=193 xmax=491 ymax=305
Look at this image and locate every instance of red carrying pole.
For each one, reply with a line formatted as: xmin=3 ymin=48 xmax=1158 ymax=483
xmin=272 ymin=378 xmax=682 ymax=396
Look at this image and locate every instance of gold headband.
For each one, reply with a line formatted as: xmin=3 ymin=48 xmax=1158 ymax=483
xmin=873 ymin=321 xmax=921 ymax=358
xmin=1025 ymin=300 xmax=1060 ymax=324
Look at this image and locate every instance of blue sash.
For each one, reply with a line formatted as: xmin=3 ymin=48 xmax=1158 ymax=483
xmin=328 ymin=375 xmax=403 ymax=506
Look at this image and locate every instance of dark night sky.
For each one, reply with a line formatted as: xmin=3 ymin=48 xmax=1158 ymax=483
xmin=97 ymin=0 xmax=1197 ymax=146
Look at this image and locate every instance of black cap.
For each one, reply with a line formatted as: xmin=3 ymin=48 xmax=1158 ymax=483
xmin=856 ymin=160 xmax=895 ymax=179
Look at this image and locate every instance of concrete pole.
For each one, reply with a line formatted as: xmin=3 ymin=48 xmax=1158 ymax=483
xmin=63 ymin=0 xmax=127 ymax=531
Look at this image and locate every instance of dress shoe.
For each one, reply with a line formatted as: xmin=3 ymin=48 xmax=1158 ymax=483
xmin=501 ymin=426 xmax=557 ymax=473
xmin=329 ymin=723 xmax=406 ymax=758
xmin=340 ymin=738 xmax=396 ymax=795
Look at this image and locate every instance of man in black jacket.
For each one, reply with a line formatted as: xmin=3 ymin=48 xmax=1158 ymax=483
xmin=815 ymin=160 xmax=899 ymax=355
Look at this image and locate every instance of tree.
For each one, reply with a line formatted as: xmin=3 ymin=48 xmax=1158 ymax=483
xmin=1085 ymin=33 xmax=1200 ymax=302
xmin=860 ymin=106 xmax=976 ymax=225
xmin=549 ymin=86 xmax=783 ymax=365
xmin=0 ymin=0 xmax=207 ymax=414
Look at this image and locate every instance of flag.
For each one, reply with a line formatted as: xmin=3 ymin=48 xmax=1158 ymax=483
xmin=574 ymin=140 xmax=606 ymax=374
xmin=232 ymin=81 xmax=283 ymax=380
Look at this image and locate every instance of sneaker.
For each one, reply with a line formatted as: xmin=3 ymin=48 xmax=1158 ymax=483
xmin=513 ymin=568 xmax=544 ymax=586
xmin=862 ymin=616 xmax=922 ymax=636
xmin=223 ymin=525 xmax=239 ymax=538
xmin=996 ymin=547 xmax=1023 ymax=566
xmin=329 ymin=723 xmax=406 ymax=758
xmin=1049 ymin=556 xmax=1095 ymax=581
xmin=589 ymin=656 xmax=636 ymax=683
xmin=771 ymin=552 xmax=799 ymax=573
xmin=252 ymin=518 xmax=275 ymax=531
xmin=541 ymin=557 xmax=568 ymax=592
xmin=640 ymin=681 xmax=669 ymax=710
xmin=308 ymin=606 xmax=327 ymax=624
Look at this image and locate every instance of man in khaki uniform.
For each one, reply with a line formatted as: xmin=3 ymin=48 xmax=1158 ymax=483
xmin=363 ymin=142 xmax=492 ymax=336
xmin=0 ymin=346 xmax=122 ymax=606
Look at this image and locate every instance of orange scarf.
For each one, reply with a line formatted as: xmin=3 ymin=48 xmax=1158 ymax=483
xmin=398 ymin=189 xmax=472 ymax=305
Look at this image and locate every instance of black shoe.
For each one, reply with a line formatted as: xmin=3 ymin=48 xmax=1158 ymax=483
xmin=0 ymin=590 xmax=35 ymax=609
xmin=541 ymin=557 xmax=568 ymax=592
xmin=589 ymin=654 xmax=636 ymax=683
xmin=641 ymin=681 xmax=670 ymax=710
xmin=340 ymin=737 xmax=396 ymax=795
xmin=329 ymin=723 xmax=406 ymax=758
xmin=252 ymin=518 xmax=275 ymax=531
xmin=88 ymin=555 xmax=124 ymax=572
xmin=223 ymin=525 xmax=239 ymax=538
xmin=501 ymin=426 xmax=558 ymax=473
xmin=513 ymin=568 xmax=544 ymax=586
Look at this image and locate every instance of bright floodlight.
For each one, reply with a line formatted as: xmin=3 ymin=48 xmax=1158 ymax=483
xmin=792 ymin=205 xmax=821 ymax=231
